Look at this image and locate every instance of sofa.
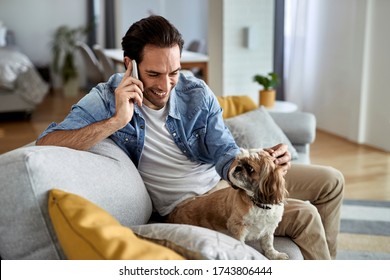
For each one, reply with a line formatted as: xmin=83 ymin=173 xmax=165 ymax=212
xmin=0 ymin=104 xmax=316 ymax=260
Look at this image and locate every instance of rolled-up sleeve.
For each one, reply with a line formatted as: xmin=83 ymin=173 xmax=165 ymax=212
xmin=37 ymin=86 xmax=113 ymax=141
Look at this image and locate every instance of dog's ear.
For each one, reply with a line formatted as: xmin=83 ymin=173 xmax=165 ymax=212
xmin=256 ymin=166 xmax=287 ymax=204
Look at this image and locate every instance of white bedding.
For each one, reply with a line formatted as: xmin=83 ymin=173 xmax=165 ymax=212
xmin=0 ymin=48 xmax=49 ymax=105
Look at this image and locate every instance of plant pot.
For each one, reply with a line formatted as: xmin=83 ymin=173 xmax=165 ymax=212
xmin=63 ymin=76 xmax=79 ymax=97
xmin=259 ymin=89 xmax=276 ymax=108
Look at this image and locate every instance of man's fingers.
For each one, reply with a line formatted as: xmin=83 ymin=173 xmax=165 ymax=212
xmin=274 ymin=150 xmax=291 ymax=165
xmin=118 ymin=75 xmax=144 ymax=95
xmin=132 ymin=89 xmax=143 ymax=107
xmin=124 ymin=61 xmax=132 ymax=77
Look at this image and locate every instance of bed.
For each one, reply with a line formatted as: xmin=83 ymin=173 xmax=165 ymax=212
xmin=0 ymin=30 xmax=49 ymax=116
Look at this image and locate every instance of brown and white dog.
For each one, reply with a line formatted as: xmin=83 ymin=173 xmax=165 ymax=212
xmin=167 ymin=148 xmax=289 ymax=260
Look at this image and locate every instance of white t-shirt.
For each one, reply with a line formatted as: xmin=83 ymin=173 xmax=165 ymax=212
xmin=138 ymin=104 xmax=220 ymax=216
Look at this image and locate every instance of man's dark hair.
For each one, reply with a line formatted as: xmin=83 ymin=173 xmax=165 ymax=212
xmin=121 ymin=15 xmax=184 ymax=63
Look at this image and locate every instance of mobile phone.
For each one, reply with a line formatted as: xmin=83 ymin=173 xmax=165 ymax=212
xmin=131 ymin=60 xmax=138 ymax=79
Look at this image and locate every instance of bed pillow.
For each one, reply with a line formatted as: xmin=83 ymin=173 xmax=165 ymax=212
xmin=48 ymin=189 xmax=185 ymax=260
xmin=224 ymin=106 xmax=298 ymax=159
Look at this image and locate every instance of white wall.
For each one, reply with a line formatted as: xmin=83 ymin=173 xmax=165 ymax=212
xmin=0 ymin=0 xmax=208 ymax=63
xmin=0 ymin=0 xmax=86 ymax=66
xmin=118 ymin=0 xmax=208 ymax=50
xmin=208 ymin=0 xmax=274 ymax=101
xmin=363 ymin=0 xmax=390 ymax=151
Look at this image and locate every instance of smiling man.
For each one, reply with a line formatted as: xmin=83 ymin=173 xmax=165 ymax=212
xmin=36 ymin=15 xmax=344 ymax=260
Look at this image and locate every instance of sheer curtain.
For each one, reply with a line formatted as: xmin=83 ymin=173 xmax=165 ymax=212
xmin=284 ymin=0 xmax=317 ymax=110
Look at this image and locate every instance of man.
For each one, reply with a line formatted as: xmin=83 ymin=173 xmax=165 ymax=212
xmin=37 ymin=15 xmax=344 ymax=259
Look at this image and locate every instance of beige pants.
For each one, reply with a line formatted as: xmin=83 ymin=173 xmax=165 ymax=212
xmin=275 ymin=163 xmax=345 ymax=259
xmin=200 ymin=163 xmax=344 ymax=260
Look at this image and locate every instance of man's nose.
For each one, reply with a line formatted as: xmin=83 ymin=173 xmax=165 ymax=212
xmin=156 ymin=75 xmax=170 ymax=92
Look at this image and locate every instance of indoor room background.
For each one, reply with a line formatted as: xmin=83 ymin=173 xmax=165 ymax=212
xmin=0 ymin=0 xmax=389 ymax=152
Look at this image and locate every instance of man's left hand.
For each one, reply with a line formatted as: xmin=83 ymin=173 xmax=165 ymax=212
xmin=264 ymin=143 xmax=291 ymax=174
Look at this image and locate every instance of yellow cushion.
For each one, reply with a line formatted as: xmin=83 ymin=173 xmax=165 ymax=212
xmin=48 ymin=189 xmax=185 ymax=260
xmin=217 ymin=95 xmax=257 ymax=119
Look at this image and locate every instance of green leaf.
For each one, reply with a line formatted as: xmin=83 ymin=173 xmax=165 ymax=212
xmin=50 ymin=24 xmax=89 ymax=83
xmin=253 ymin=72 xmax=280 ymax=90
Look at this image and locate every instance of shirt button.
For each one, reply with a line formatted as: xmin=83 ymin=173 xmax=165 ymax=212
xmin=125 ymin=138 xmax=129 ymax=142
xmin=172 ymin=132 xmax=177 ymax=137
xmin=182 ymin=150 xmax=186 ymax=153
xmin=140 ymin=125 xmax=145 ymax=129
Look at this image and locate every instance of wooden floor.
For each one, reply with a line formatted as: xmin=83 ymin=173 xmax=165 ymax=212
xmin=1 ymin=90 xmax=389 ymax=201
xmin=311 ymin=130 xmax=390 ymax=201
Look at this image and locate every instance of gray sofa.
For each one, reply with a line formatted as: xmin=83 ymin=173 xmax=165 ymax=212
xmin=0 ymin=110 xmax=316 ymax=260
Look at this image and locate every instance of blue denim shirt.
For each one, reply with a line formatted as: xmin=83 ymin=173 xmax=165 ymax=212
xmin=38 ymin=73 xmax=240 ymax=181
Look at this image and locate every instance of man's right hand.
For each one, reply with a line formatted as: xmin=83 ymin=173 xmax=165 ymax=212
xmin=112 ymin=61 xmax=144 ymax=129
xmin=36 ymin=61 xmax=145 ymax=150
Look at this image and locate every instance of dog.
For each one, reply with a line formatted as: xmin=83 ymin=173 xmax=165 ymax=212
xmin=167 ymin=148 xmax=289 ymax=260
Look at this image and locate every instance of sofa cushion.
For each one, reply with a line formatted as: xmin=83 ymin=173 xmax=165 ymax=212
xmin=131 ymin=224 xmax=267 ymax=260
xmin=48 ymin=189 xmax=184 ymax=260
xmin=224 ymin=106 xmax=298 ymax=159
xmin=0 ymin=139 xmax=152 ymax=259
xmin=217 ymin=95 xmax=258 ymax=119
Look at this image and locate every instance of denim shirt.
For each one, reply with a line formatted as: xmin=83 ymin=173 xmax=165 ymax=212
xmin=38 ymin=73 xmax=240 ymax=181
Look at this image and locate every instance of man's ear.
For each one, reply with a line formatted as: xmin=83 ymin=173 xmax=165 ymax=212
xmin=123 ymin=56 xmax=131 ymax=70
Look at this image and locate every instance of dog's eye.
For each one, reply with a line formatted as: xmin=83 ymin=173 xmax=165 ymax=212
xmin=244 ymin=163 xmax=254 ymax=174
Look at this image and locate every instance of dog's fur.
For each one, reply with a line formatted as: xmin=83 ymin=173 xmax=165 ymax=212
xmin=167 ymin=148 xmax=289 ymax=260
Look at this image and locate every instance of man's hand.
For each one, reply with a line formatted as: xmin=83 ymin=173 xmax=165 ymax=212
xmin=37 ymin=60 xmax=145 ymax=151
xmin=264 ymin=143 xmax=291 ymax=174
xmin=113 ymin=61 xmax=144 ymax=128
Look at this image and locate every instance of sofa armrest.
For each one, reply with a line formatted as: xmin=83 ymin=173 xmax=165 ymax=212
xmin=269 ymin=111 xmax=316 ymax=145
xmin=0 ymin=139 xmax=152 ymax=259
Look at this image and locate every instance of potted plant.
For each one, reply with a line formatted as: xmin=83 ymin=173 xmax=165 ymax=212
xmin=253 ymin=72 xmax=280 ymax=108
xmin=51 ymin=25 xmax=87 ymax=96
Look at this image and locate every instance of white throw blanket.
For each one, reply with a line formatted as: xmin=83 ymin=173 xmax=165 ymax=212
xmin=0 ymin=48 xmax=49 ymax=105
xmin=0 ymin=25 xmax=6 ymax=47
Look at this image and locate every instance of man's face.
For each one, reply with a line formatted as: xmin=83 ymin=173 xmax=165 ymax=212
xmin=138 ymin=44 xmax=181 ymax=110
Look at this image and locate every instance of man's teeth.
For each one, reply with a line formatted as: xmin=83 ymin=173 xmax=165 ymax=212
xmin=153 ymin=90 xmax=166 ymax=96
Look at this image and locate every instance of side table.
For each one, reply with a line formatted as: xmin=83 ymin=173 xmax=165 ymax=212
xmin=266 ymin=100 xmax=298 ymax=113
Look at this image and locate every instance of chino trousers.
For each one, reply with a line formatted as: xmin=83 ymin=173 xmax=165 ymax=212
xmin=276 ymin=163 xmax=345 ymax=259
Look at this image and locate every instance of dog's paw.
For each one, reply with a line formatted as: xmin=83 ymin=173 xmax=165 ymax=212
xmin=275 ymin=252 xmax=289 ymax=260
xmin=266 ymin=251 xmax=289 ymax=260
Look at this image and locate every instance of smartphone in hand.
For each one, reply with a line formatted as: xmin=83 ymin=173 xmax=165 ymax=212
xmin=131 ymin=60 xmax=138 ymax=79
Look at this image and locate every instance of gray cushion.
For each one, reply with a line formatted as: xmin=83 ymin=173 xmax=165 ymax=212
xmin=0 ymin=139 xmax=152 ymax=259
xmin=132 ymin=223 xmax=303 ymax=260
xmin=224 ymin=106 xmax=299 ymax=159
xmin=131 ymin=223 xmax=267 ymax=260
xmin=247 ymin=238 xmax=304 ymax=260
